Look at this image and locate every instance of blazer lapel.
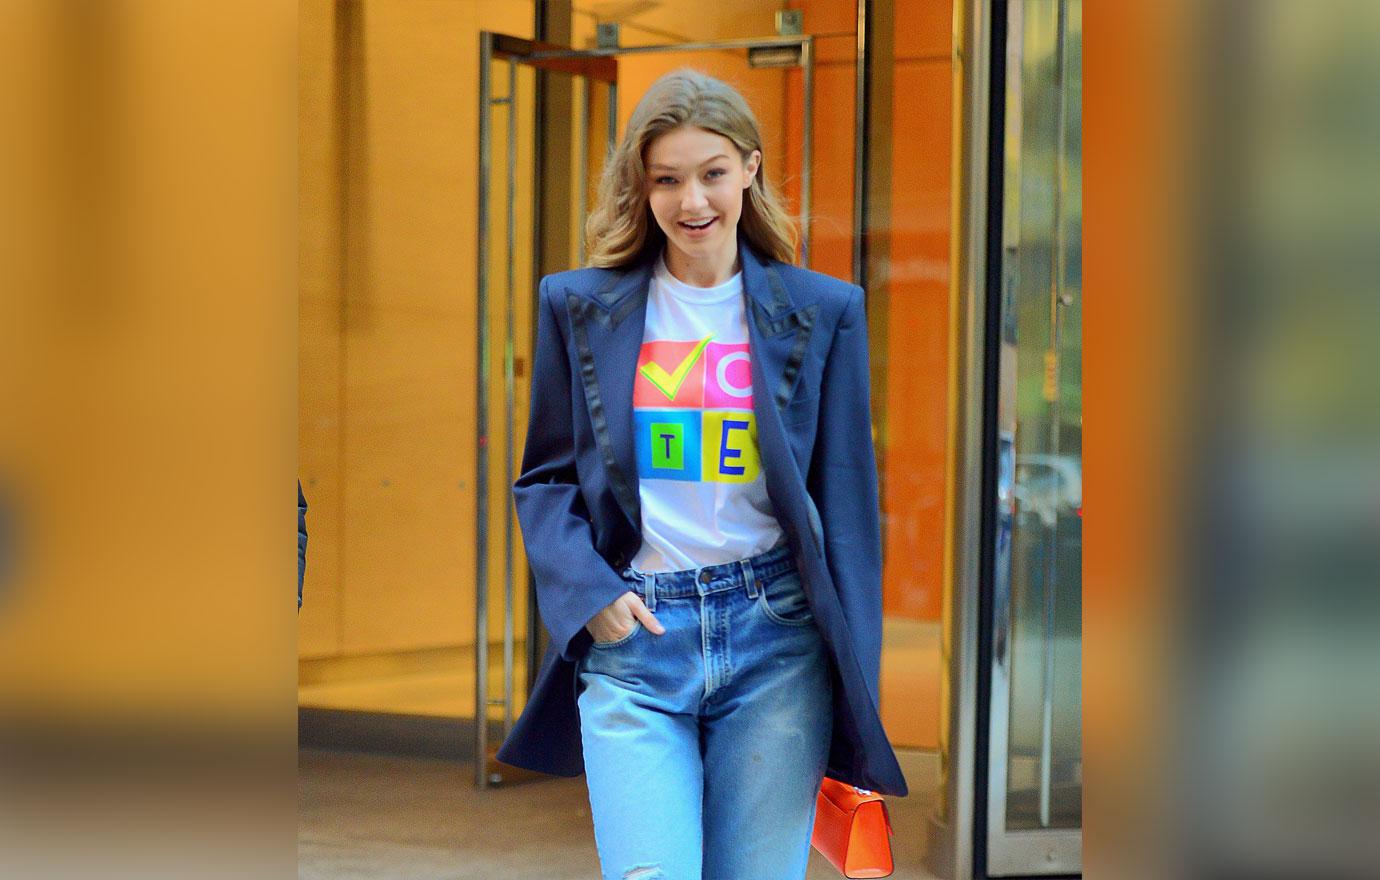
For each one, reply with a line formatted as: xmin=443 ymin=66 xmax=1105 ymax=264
xmin=563 ymin=253 xmax=655 ymax=540
xmin=738 ymin=238 xmax=819 ymax=412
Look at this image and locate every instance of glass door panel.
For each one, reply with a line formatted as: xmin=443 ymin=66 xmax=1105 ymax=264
xmin=986 ymin=0 xmax=1082 ymax=874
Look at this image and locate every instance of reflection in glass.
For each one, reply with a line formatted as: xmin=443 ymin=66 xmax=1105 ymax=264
xmin=999 ymin=0 xmax=1082 ymax=833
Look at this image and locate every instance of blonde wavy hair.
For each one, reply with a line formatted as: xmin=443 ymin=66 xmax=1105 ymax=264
xmin=584 ymin=68 xmax=798 ymax=268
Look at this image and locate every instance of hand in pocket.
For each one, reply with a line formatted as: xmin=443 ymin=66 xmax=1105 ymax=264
xmin=586 ymin=590 xmax=665 ymax=643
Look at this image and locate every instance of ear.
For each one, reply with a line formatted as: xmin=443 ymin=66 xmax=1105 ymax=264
xmin=743 ymin=149 xmax=762 ymax=189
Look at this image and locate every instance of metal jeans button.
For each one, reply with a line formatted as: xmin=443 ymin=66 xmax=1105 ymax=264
xmin=698 ymin=570 xmax=712 ymax=584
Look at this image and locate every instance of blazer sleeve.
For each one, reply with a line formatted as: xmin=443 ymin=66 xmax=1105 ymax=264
xmin=513 ymin=276 xmax=635 ymax=663
xmin=806 ymin=285 xmax=885 ymax=706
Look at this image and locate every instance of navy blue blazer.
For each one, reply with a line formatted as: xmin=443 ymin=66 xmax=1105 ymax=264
xmin=495 ymin=237 xmax=908 ymax=797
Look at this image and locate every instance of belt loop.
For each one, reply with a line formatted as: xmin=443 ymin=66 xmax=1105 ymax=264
xmin=643 ymin=572 xmax=656 ymax=612
xmin=742 ymin=557 xmax=758 ymax=599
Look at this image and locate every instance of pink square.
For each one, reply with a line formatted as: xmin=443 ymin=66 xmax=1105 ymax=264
xmin=703 ymin=342 xmax=753 ymax=409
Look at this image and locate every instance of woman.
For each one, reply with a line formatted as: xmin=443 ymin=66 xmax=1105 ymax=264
xmin=498 ymin=69 xmax=907 ymax=880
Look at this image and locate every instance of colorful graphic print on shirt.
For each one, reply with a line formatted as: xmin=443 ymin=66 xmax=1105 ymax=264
xmin=633 ymin=335 xmax=759 ymax=483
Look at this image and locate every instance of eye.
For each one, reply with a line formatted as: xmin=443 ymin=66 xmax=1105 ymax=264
xmin=706 ymin=168 xmax=726 ymax=179
xmin=655 ymin=175 xmax=677 ymax=185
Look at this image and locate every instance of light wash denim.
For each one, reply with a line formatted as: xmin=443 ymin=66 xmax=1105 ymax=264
xmin=575 ymin=542 xmax=834 ymax=880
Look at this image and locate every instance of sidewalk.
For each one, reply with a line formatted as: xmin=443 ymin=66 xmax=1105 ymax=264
xmin=300 ymin=749 xmax=941 ymax=879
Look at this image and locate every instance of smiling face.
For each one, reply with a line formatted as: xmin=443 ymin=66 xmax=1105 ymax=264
xmin=644 ymin=125 xmax=761 ymax=272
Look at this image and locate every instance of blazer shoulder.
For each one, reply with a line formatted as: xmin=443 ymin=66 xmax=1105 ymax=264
xmin=770 ymin=262 xmax=862 ymax=313
xmin=540 ymin=266 xmax=617 ymax=300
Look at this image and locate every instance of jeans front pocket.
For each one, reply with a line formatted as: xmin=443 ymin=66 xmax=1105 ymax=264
xmin=589 ymin=570 xmax=648 ymax=649
xmin=755 ymin=568 xmax=815 ymax=627
xmin=589 ymin=617 xmax=643 ymax=649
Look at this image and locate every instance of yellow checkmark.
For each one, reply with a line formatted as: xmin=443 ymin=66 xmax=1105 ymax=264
xmin=640 ymin=335 xmax=712 ymax=401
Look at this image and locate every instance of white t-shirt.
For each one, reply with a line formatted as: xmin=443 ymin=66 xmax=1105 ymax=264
xmin=629 ymin=253 xmax=787 ymax=573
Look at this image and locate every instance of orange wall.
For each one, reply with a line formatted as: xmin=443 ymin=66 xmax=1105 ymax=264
xmin=299 ymin=0 xmax=537 ymax=661
xmin=788 ymin=0 xmax=952 ymax=623
xmin=785 ymin=3 xmax=859 ymax=280
xmin=880 ymin=0 xmax=952 ymax=623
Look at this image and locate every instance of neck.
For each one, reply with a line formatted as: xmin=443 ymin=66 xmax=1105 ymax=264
xmin=664 ymin=239 xmax=739 ymax=287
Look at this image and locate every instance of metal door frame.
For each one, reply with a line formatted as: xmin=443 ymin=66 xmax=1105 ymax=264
xmin=473 ymin=30 xmax=823 ymax=788
xmin=934 ymin=1 xmax=995 ymax=877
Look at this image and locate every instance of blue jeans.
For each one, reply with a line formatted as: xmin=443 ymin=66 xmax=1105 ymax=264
xmin=575 ymin=542 xmax=834 ymax=880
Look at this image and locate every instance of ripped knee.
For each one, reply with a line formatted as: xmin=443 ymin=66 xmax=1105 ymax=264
xmin=621 ymin=864 xmax=664 ymax=880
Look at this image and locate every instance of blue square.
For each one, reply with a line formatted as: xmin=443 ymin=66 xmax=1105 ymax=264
xmin=634 ymin=409 xmax=701 ymax=481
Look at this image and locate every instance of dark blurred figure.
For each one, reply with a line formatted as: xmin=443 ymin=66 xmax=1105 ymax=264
xmin=298 ymin=481 xmax=307 ymax=610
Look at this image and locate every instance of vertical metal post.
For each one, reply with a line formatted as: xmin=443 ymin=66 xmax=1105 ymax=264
xmin=503 ymin=57 xmax=518 ymax=742
xmin=800 ymin=36 xmax=814 ymax=268
xmin=1037 ymin=0 xmax=1070 ymax=829
xmin=527 ymin=23 xmax=549 ymax=690
xmin=578 ymin=78 xmax=590 ymax=265
xmin=853 ymin=0 xmax=869 ymax=289
xmin=474 ymin=31 xmax=493 ymax=788
xmin=986 ymin=0 xmax=1020 ymax=854
xmin=928 ymin=0 xmax=994 ymax=876
xmin=987 ymin=0 xmax=1020 ymax=851
xmin=607 ymin=80 xmax=618 ymax=152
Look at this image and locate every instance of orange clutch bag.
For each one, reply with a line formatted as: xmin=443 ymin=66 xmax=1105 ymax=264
xmin=810 ymin=776 xmax=895 ymax=878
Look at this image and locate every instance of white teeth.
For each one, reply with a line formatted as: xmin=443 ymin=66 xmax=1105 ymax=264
xmin=681 ymin=218 xmax=713 ymax=229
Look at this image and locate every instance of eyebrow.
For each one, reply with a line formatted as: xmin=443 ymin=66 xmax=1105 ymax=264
xmin=648 ymin=154 xmax=730 ymax=171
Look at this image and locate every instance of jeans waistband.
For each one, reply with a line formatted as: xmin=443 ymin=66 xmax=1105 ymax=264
xmin=618 ymin=541 xmax=796 ymax=604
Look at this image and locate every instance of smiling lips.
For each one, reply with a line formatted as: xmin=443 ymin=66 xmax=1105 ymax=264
xmin=678 ymin=217 xmax=717 ymax=234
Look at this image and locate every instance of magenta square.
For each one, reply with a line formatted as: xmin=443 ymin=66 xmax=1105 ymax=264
xmin=703 ymin=342 xmax=753 ymax=409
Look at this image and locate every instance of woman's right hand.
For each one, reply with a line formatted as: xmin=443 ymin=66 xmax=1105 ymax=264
xmin=586 ymin=590 xmax=665 ymax=643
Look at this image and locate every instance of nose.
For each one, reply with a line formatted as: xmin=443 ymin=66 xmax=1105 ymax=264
xmin=680 ymin=180 xmax=709 ymax=214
